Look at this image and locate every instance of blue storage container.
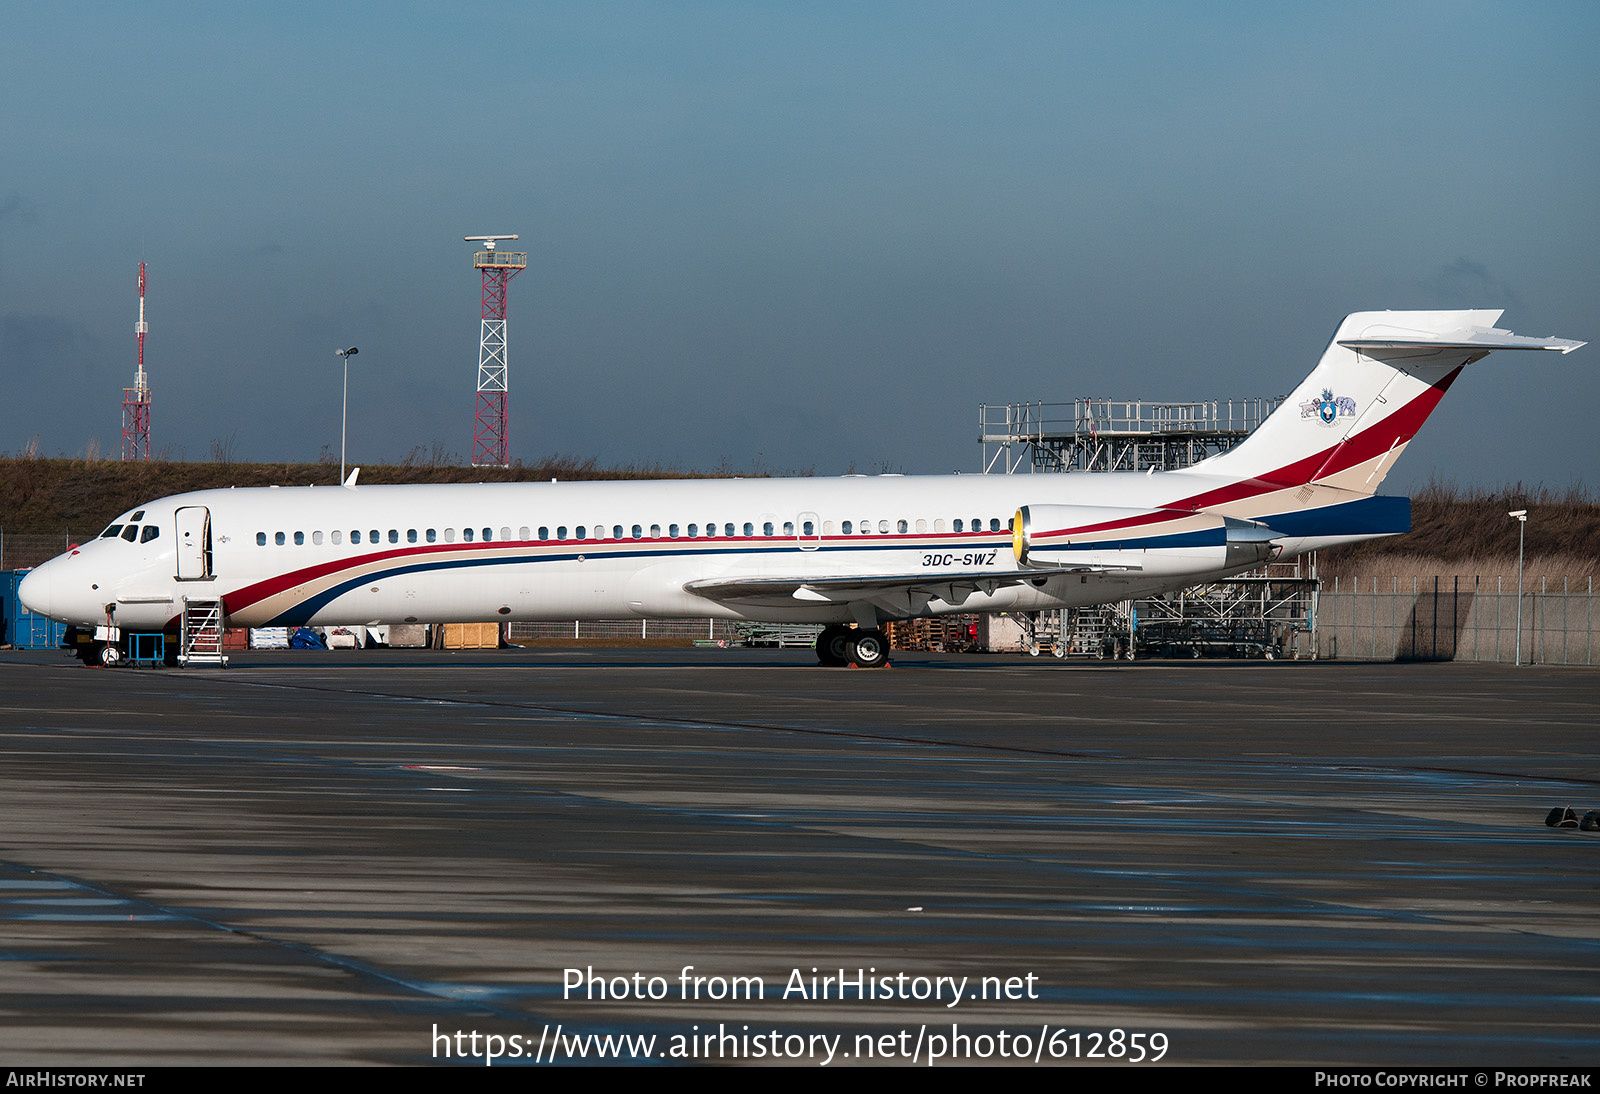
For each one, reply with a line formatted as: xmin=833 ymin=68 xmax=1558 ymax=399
xmin=1 ymin=570 xmax=69 ymax=649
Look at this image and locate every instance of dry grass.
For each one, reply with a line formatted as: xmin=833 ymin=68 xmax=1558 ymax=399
xmin=1321 ymin=477 xmax=1598 ymax=579
xmin=0 ymin=452 xmax=799 ymax=537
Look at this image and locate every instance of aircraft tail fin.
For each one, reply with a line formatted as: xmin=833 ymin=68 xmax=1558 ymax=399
xmin=1178 ymin=311 xmax=1582 ymax=518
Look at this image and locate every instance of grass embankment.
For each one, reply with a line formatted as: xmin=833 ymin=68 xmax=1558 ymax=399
xmin=1319 ymin=481 xmax=1597 ymax=582
xmin=0 ymin=453 xmax=705 ymax=536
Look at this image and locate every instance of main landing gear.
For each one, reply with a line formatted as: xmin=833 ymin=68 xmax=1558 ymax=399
xmin=815 ymin=624 xmax=890 ymax=669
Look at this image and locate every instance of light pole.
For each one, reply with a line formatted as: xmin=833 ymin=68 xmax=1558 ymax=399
xmin=1509 ymin=509 xmax=1527 ymax=666
xmin=336 ymin=346 xmax=359 ymax=483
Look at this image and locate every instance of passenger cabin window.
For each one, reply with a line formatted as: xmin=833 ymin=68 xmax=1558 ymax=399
xmin=256 ymin=532 xmax=266 ymax=546
xmin=370 ymin=529 xmax=381 ymax=543
xmin=313 ymin=531 xmax=323 ymax=545
xmin=670 ymin=524 xmax=681 ymax=537
xmin=763 ymin=522 xmax=774 ymax=536
xmin=632 ymin=525 xmax=642 ymax=539
xmin=784 ymin=522 xmax=794 ymax=535
xmin=407 ymin=529 xmax=418 ymax=543
xmin=687 ymin=524 xmax=697 ymax=538
xmin=538 ymin=527 xmax=549 ymax=540
xmin=802 ymin=520 xmax=815 ymax=536
xmin=501 ymin=526 xmax=512 ymax=541
xmin=842 ymin=521 xmax=853 ymax=534
xmin=482 ymin=528 xmax=492 ymax=541
xmin=332 ymin=530 xmax=342 ymax=545
xmin=275 ymin=532 xmax=286 ymax=546
xmin=294 ymin=532 xmax=305 ymax=545
xmin=444 ymin=528 xmax=456 ymax=543
xmin=520 ymin=526 xmax=531 ymax=541
xmin=613 ymin=525 xmax=623 ymax=539
xmin=953 ymin=519 xmax=963 ymax=533
xmin=556 ymin=527 xmax=566 ymax=540
xmin=897 ymin=520 xmax=908 ymax=534
xmin=743 ymin=522 xmax=754 ymax=537
xmin=575 ymin=526 xmax=586 ymax=540
xmin=650 ymin=524 xmax=661 ymax=538
xmin=464 ymin=528 xmax=475 ymax=542
xmin=990 ymin=518 xmax=1001 ymax=532
xmin=389 ymin=529 xmax=399 ymax=544
xmin=426 ymin=529 xmax=437 ymax=543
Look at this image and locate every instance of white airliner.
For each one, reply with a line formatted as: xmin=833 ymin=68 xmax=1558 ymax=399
xmin=18 ymin=310 xmax=1583 ymax=667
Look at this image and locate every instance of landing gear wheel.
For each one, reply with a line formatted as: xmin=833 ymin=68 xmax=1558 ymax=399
xmin=850 ymin=628 xmax=889 ymax=669
xmin=98 ymin=643 xmax=123 ymax=667
xmin=816 ymin=624 xmax=853 ymax=666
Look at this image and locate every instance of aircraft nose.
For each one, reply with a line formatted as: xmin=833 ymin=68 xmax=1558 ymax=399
xmin=17 ymin=564 xmax=52 ymax=618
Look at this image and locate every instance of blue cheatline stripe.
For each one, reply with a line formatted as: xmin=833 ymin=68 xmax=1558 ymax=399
xmin=1039 ymin=528 xmax=1226 ymax=552
xmin=1254 ymin=495 xmax=1411 ymax=539
xmin=262 ymin=527 xmax=1210 ymax=626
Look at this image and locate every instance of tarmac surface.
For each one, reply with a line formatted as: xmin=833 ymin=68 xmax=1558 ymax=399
xmin=0 ymin=646 xmax=1596 ymax=1067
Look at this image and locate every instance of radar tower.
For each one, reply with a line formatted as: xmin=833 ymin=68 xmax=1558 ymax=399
xmin=121 ymin=262 xmax=151 ymax=461
xmin=465 ymin=234 xmax=527 ymax=467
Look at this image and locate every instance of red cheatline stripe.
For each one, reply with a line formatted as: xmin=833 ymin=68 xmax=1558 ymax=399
xmin=1172 ymin=366 xmax=1460 ymax=512
xmin=1036 ymin=509 xmax=1203 ymax=538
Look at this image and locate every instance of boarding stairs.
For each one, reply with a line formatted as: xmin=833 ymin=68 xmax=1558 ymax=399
xmin=1063 ymin=606 xmax=1116 ymax=658
xmin=179 ymin=598 xmax=228 ymax=667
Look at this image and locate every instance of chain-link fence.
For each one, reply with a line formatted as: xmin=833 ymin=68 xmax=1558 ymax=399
xmin=1317 ymin=575 xmax=1596 ymax=665
xmin=509 ymin=618 xmax=744 ymax=642
xmin=0 ymin=533 xmax=75 ymax=571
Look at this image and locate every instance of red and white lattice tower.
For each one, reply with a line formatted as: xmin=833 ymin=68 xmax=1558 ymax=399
xmin=121 ymin=262 xmax=152 ymax=461
xmin=465 ymin=234 xmax=527 ymax=467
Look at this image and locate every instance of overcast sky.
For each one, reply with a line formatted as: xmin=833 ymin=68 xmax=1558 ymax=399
xmin=2 ymin=2 xmax=1596 ymax=494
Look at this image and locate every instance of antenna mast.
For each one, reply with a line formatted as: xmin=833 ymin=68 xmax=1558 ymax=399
xmin=121 ymin=262 xmax=152 ymax=461
xmin=465 ymin=234 xmax=526 ymax=467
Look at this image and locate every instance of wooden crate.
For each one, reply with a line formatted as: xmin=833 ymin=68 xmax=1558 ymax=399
xmin=441 ymin=622 xmax=500 ymax=649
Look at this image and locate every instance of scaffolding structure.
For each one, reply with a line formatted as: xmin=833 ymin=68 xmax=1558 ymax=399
xmin=977 ymin=388 xmax=1318 ymax=659
xmin=466 ymin=235 xmax=527 ymax=467
xmin=979 ymin=397 xmax=1280 ymax=475
xmin=121 ymin=262 xmax=151 ymax=461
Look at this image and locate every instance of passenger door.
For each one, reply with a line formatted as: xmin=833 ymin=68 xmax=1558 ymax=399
xmin=175 ymin=506 xmax=213 ymax=580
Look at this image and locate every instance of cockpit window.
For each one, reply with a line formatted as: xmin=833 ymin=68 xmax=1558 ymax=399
xmin=121 ymin=525 xmax=139 ymax=542
xmin=100 ymin=525 xmax=124 ymax=539
xmin=130 ymin=511 xmax=145 ymax=521
xmin=140 ymin=525 xmax=160 ymax=543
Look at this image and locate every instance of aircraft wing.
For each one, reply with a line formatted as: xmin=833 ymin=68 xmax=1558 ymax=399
xmin=684 ymin=564 xmax=1130 ymax=615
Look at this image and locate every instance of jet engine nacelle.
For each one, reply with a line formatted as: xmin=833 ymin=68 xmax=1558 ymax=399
xmin=1013 ymin=504 xmax=1279 ymax=576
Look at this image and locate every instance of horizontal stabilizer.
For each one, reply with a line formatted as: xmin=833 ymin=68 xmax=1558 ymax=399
xmin=1339 ymin=325 xmax=1585 ymax=356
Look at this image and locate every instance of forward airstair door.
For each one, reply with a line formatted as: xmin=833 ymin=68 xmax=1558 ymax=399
xmin=175 ymin=506 xmax=213 ymax=580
